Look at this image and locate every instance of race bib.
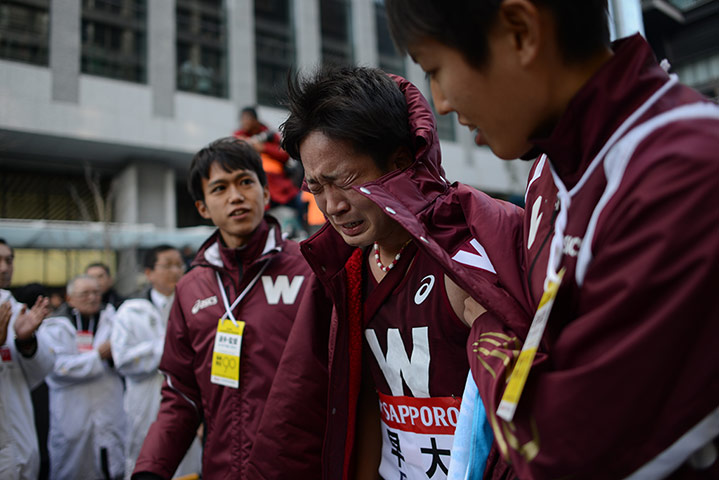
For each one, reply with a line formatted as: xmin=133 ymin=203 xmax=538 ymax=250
xmin=210 ymin=318 xmax=244 ymax=388
xmin=378 ymin=393 xmax=460 ymax=479
xmin=76 ymin=330 xmax=94 ymax=353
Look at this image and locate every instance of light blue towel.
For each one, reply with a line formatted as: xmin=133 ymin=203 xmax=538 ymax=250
xmin=448 ymin=372 xmax=494 ymax=480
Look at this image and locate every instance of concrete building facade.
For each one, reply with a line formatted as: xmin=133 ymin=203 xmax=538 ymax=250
xmin=6 ymin=0 xmax=712 ymax=292
xmin=0 ymin=0 xmax=534 ymax=291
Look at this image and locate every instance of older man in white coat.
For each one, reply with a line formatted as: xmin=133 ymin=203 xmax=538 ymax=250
xmin=42 ymin=275 xmax=126 ymax=480
xmin=0 ymin=239 xmax=54 ymax=480
xmin=112 ymin=245 xmax=202 ymax=479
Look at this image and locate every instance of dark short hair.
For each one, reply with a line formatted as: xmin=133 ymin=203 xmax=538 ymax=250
xmin=0 ymin=238 xmax=13 ymax=256
xmin=85 ymin=262 xmax=110 ymax=275
xmin=188 ymin=137 xmax=267 ymax=202
xmin=281 ymin=66 xmax=412 ymax=171
xmin=241 ymin=106 xmax=258 ymax=120
xmin=143 ymin=244 xmax=178 ymax=270
xmin=385 ymin=0 xmax=610 ymax=69
xmin=14 ymin=282 xmax=47 ymax=306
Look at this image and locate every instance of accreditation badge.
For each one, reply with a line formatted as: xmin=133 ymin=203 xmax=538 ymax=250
xmin=0 ymin=345 xmax=12 ymax=363
xmin=210 ymin=318 xmax=244 ymax=388
xmin=76 ymin=330 xmax=94 ymax=353
xmin=497 ymin=268 xmax=565 ymax=422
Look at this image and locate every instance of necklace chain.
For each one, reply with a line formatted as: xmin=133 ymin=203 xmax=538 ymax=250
xmin=373 ymin=240 xmax=411 ymax=272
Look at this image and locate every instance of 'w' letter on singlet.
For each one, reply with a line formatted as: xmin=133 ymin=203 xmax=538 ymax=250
xmin=365 ymin=327 xmax=430 ymax=398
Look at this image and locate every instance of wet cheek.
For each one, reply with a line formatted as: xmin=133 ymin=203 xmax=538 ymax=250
xmin=314 ymin=196 xmax=329 ymax=216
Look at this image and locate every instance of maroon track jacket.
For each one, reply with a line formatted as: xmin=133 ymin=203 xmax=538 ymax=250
xmin=468 ymin=35 xmax=719 ymax=479
xmin=247 ymin=75 xmax=530 ymax=479
xmin=133 ymin=218 xmax=311 ymax=479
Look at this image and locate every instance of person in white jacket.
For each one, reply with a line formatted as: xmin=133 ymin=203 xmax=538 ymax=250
xmin=0 ymin=239 xmax=54 ymax=480
xmin=42 ymin=274 xmax=127 ymax=480
xmin=112 ymin=245 xmax=202 ymax=479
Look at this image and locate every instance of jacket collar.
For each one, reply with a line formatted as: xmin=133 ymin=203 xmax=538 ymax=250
xmin=530 ymin=34 xmax=671 ymax=190
xmin=192 ymin=216 xmax=282 ymax=275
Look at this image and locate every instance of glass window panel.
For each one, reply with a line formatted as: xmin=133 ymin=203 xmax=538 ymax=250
xmin=320 ymin=0 xmax=352 ymax=67
xmin=255 ymin=0 xmax=295 ymax=106
xmin=176 ymin=0 xmax=227 ymax=97
xmin=11 ymin=249 xmax=116 ymax=288
xmin=45 ymin=249 xmax=71 ymax=287
xmin=429 ymin=96 xmax=456 ymax=142
xmin=0 ymin=168 xmax=113 ymax=222
xmin=374 ymin=0 xmax=405 ymax=76
xmin=81 ymin=0 xmax=147 ymax=83
xmin=0 ymin=0 xmax=50 ymax=66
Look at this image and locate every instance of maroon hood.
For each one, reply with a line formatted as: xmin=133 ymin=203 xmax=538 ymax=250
xmin=378 ymin=74 xmax=450 ymax=213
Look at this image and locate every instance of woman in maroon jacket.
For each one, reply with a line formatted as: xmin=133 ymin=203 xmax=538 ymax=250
xmin=133 ymin=138 xmax=311 ymax=479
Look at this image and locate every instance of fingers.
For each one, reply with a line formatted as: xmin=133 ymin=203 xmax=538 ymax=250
xmin=25 ymin=296 xmax=49 ymax=323
xmin=0 ymin=302 xmax=12 ymax=344
xmin=31 ymin=295 xmax=49 ymax=312
xmin=14 ymin=297 xmax=49 ymax=340
xmin=0 ymin=302 xmax=11 ymax=325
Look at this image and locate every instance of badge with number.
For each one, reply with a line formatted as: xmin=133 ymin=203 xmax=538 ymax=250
xmin=210 ymin=318 xmax=244 ymax=388
xmin=76 ymin=330 xmax=94 ymax=353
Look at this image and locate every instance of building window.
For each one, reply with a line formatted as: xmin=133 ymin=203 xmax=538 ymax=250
xmin=255 ymin=0 xmax=295 ymax=106
xmin=81 ymin=0 xmax=147 ymax=83
xmin=320 ymin=0 xmax=352 ymax=67
xmin=0 ymin=168 xmax=114 ymax=222
xmin=10 ymin=249 xmax=116 ymax=288
xmin=375 ymin=0 xmax=404 ymax=76
xmin=430 ymin=97 xmax=456 ymax=142
xmin=176 ymin=0 xmax=227 ymax=97
xmin=0 ymin=0 xmax=49 ymax=66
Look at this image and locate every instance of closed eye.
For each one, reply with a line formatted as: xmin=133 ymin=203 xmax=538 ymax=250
xmin=307 ymin=183 xmax=323 ymax=194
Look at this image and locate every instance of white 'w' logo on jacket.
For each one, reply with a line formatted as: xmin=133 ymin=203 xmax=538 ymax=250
xmin=261 ymin=275 xmax=305 ymax=305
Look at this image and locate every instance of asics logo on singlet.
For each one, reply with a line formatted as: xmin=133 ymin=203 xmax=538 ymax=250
xmin=414 ymin=275 xmax=435 ymax=305
xmin=261 ymin=275 xmax=305 ymax=305
xmin=192 ymin=295 xmax=217 ymax=314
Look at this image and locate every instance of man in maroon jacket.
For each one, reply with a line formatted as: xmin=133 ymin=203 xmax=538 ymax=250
xmin=247 ymin=67 xmax=529 ymax=479
xmin=132 ymin=138 xmax=311 ymax=479
xmin=385 ymin=0 xmax=719 ymax=478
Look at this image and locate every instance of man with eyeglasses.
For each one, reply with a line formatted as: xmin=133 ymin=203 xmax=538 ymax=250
xmin=42 ymin=274 xmax=127 ymax=479
xmin=112 ymin=245 xmax=202 ymax=479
